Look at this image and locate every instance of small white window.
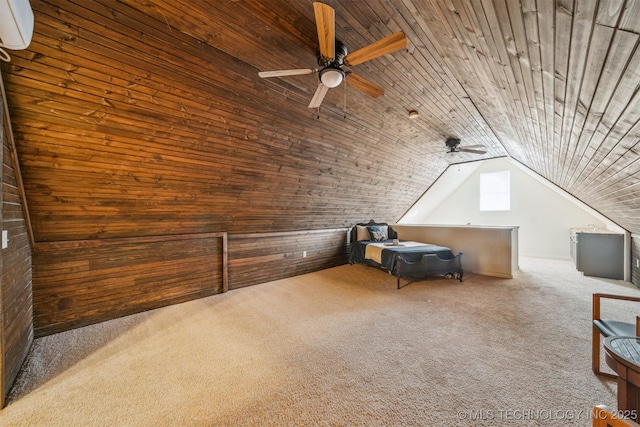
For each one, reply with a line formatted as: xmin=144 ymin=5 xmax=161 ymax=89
xmin=480 ymin=171 xmax=510 ymax=211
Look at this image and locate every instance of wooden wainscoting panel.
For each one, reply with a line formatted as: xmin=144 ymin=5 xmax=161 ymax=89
xmin=228 ymin=228 xmax=349 ymax=289
xmin=32 ymin=233 xmax=226 ymax=337
xmin=1 ymin=93 xmax=33 ymax=405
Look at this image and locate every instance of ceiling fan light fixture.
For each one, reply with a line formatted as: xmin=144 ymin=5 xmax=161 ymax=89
xmin=409 ymin=110 xmax=419 ymax=119
xmin=320 ymin=67 xmax=344 ymax=88
xmin=258 ymin=3 xmax=407 ymax=109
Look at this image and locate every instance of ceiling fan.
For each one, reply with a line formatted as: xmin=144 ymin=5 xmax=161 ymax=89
xmin=258 ymin=2 xmax=407 ymax=109
xmin=445 ymin=138 xmax=487 ymax=155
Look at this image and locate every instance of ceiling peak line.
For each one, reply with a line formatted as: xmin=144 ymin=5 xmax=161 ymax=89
xmin=456 ymin=0 xmax=545 ymax=170
xmin=556 ymin=0 xmax=600 ymax=185
xmin=389 ymin=0 xmax=512 ymax=156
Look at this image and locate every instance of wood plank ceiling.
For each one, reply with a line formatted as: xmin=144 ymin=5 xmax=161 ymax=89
xmin=2 ymin=0 xmax=640 ymax=241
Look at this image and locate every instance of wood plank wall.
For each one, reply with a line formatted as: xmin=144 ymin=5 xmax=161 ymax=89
xmin=0 ymin=1 xmax=389 ymax=339
xmin=33 ymin=233 xmax=226 ymax=337
xmin=31 ymin=228 xmax=349 ymax=336
xmin=228 ymin=228 xmax=349 ymax=289
xmin=2 ymin=0 xmax=456 ymax=244
xmin=3 ymin=0 xmax=637 ymax=346
xmin=1 ymin=92 xmax=33 ymax=406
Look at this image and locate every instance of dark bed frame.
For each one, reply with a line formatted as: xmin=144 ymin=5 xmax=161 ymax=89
xmin=349 ymin=220 xmax=464 ymax=289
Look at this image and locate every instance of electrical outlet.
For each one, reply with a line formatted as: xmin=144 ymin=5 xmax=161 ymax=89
xmin=302 ymin=251 xmax=307 ymax=258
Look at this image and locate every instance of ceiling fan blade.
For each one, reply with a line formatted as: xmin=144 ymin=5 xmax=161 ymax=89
xmin=258 ymin=69 xmax=316 ymax=78
xmin=308 ymin=82 xmax=329 ymax=108
xmin=313 ymin=2 xmax=335 ymax=62
xmin=346 ymin=73 xmax=384 ymax=98
xmin=460 ymin=144 xmax=486 ymax=149
xmin=460 ymin=148 xmax=488 ymax=154
xmin=344 ymin=32 xmax=407 ymax=66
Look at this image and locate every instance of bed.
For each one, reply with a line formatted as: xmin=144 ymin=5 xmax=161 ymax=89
xmin=349 ymin=220 xmax=463 ymax=288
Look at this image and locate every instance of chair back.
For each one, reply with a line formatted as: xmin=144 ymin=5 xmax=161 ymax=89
xmin=592 ymin=293 xmax=640 ymax=378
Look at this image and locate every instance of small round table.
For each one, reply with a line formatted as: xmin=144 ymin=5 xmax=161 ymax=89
xmin=604 ymin=336 xmax=640 ymax=421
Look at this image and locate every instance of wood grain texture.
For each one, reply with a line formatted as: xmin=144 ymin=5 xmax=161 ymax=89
xmin=0 ymin=0 xmax=639 ymax=338
xmin=228 ymin=228 xmax=349 ymax=289
xmin=0 ymin=0 xmax=498 ymax=243
xmin=33 ymin=233 xmax=226 ymax=336
xmin=1 ymin=92 xmax=33 ymax=406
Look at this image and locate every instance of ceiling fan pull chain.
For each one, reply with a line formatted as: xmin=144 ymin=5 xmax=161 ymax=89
xmin=343 ymin=83 xmax=347 ymax=119
xmin=317 ymin=106 xmax=320 ymax=119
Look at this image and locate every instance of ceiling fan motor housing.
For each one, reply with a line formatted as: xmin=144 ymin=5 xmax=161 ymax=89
xmin=318 ymin=39 xmax=348 ymax=67
xmin=446 ymin=138 xmax=461 ymax=152
xmin=317 ymin=40 xmax=348 ymax=88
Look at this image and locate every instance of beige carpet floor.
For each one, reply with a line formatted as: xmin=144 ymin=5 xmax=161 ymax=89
xmin=1 ymin=257 xmax=639 ymax=426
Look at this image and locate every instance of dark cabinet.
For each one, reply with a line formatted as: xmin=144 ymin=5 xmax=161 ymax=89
xmin=575 ymin=232 xmax=624 ymax=280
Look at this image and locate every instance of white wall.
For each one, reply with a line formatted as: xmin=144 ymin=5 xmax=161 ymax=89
xmin=400 ymin=157 xmax=623 ymax=260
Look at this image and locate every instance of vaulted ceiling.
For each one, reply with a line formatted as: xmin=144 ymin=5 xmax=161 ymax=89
xmin=2 ymin=0 xmax=640 ymax=242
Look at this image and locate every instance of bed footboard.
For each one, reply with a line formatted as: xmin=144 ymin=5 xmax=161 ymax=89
xmin=394 ymin=252 xmax=463 ymax=289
